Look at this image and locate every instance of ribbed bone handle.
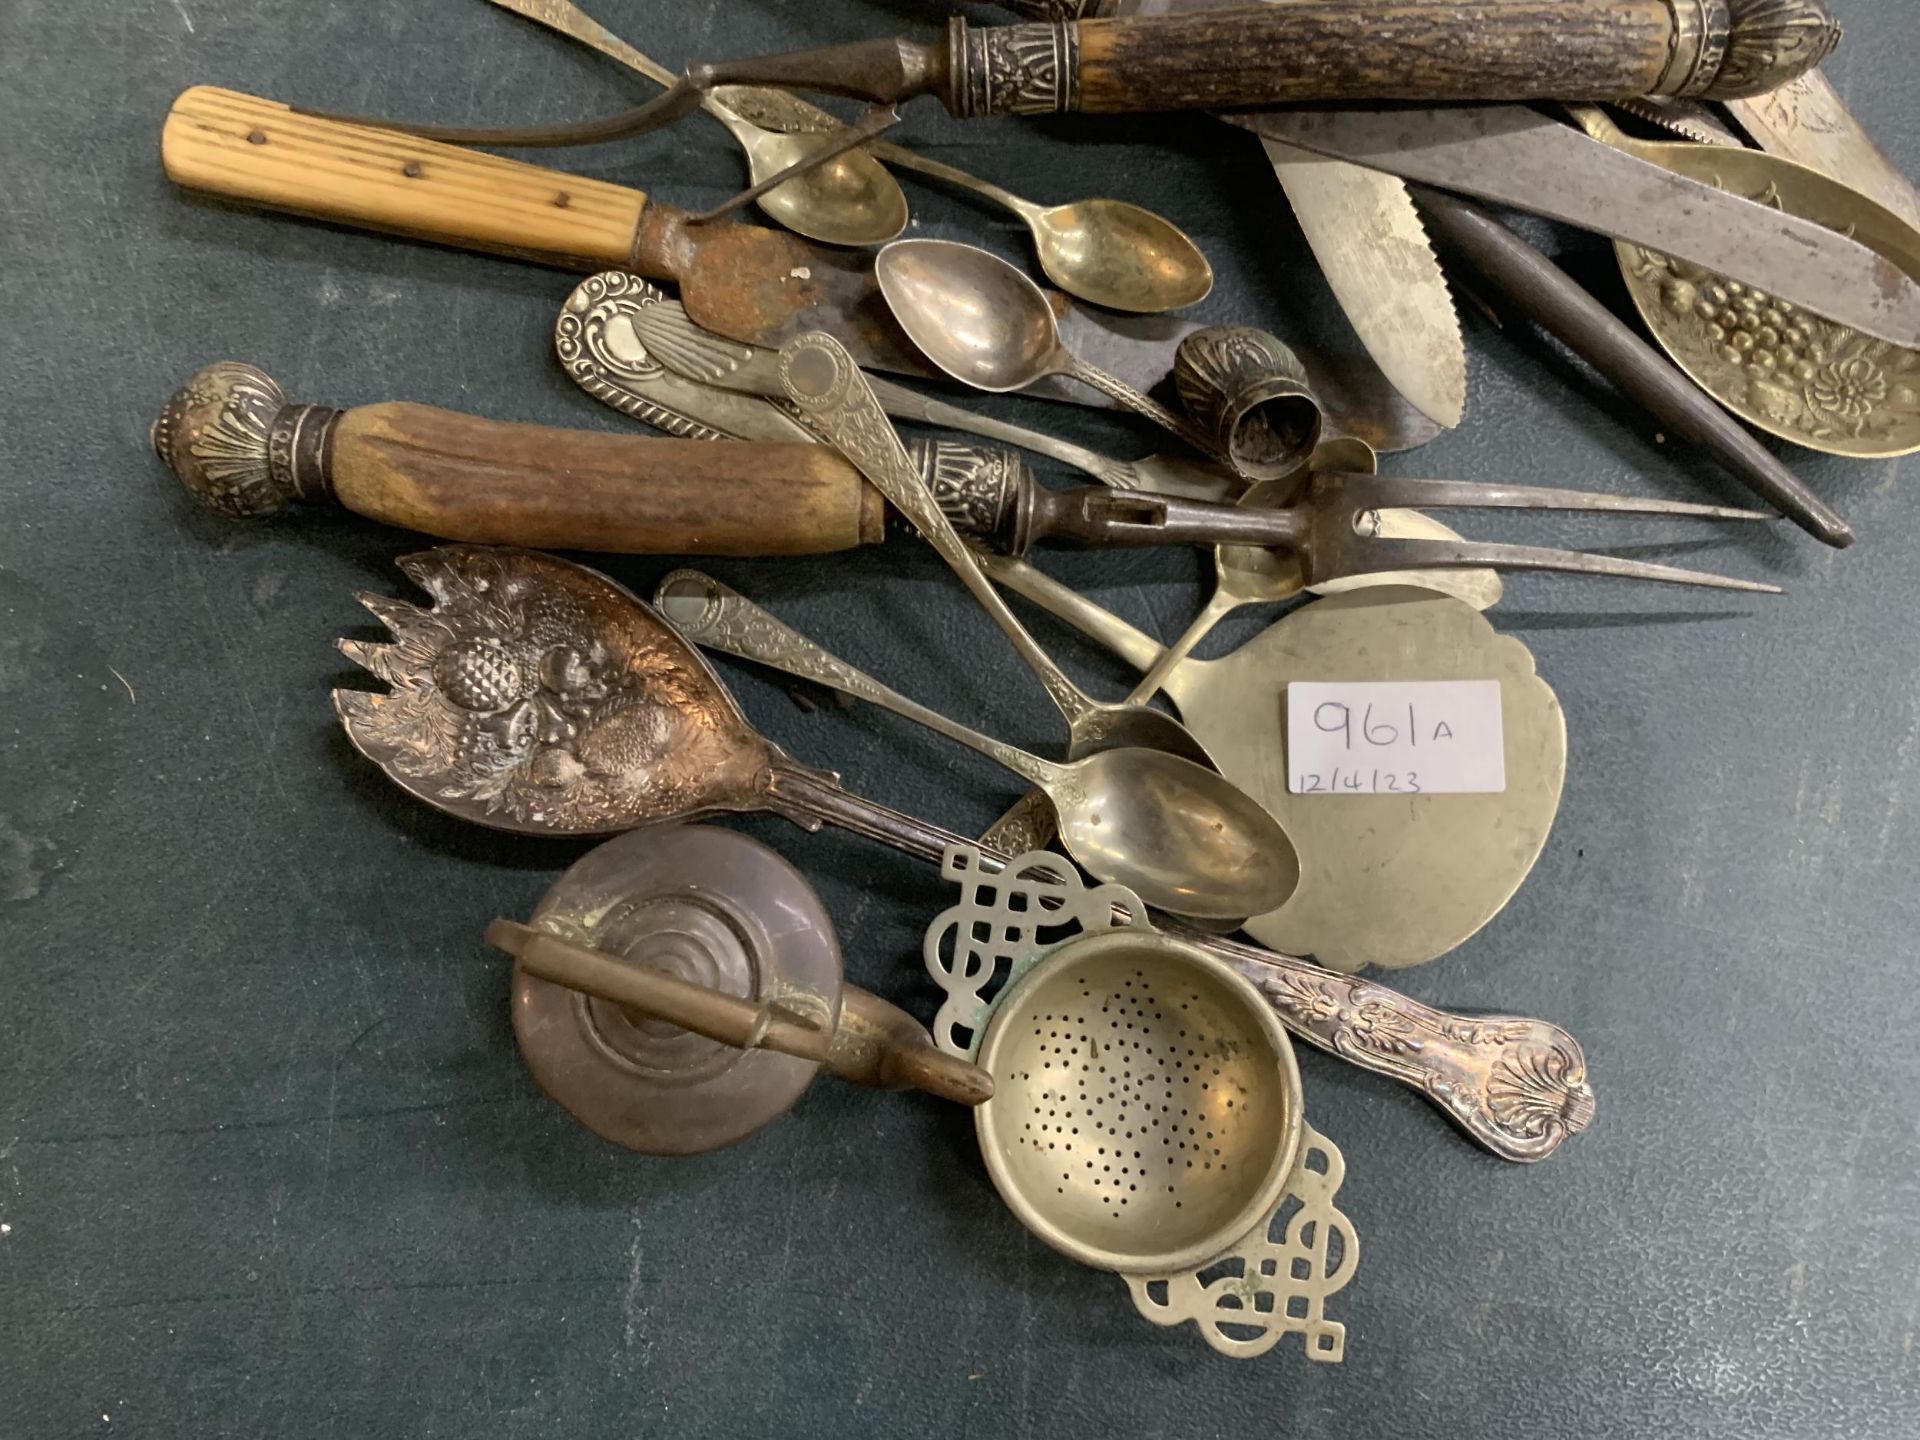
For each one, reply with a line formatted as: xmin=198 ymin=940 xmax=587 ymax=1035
xmin=950 ymin=1 xmax=1838 ymax=116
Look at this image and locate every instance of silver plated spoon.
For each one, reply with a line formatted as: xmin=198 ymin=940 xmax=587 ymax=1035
xmin=656 ymin=571 xmax=1298 ymax=923
xmin=876 ymin=238 xmax=1223 ymax=459
xmin=481 ymin=0 xmax=906 ymax=247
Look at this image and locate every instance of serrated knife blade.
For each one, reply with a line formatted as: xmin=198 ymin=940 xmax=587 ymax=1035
xmin=1098 ymin=0 xmax=1465 ymax=430
xmin=1242 ymin=106 xmax=1920 ymax=349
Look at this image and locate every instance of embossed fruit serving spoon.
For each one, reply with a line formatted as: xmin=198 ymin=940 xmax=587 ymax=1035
xmin=1569 ymin=104 xmax=1920 ymax=460
xmin=334 ymin=543 xmax=1590 ymax=1162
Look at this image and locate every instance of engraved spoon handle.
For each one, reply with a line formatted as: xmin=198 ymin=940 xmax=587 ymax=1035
xmin=1061 ymin=355 xmax=1224 ymax=462
xmin=654 ymin=571 xmax=1064 ymax=786
xmin=776 ymin=334 xmax=1102 ymax=730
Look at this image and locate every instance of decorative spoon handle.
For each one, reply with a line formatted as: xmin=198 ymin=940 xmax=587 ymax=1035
xmin=774 ymin=333 xmax=1104 ymax=730
xmin=1061 ymin=355 xmax=1222 ymax=461
xmin=1214 ymin=938 xmax=1595 ymax=1163
xmin=771 ymin=762 xmax=1593 ymax=1161
xmin=655 ymin=571 xmax=1064 ymax=786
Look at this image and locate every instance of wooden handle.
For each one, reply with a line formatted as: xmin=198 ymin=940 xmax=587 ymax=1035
xmin=154 ymin=362 xmax=885 ymax=554
xmin=954 ymin=1 xmax=1838 ymax=113
xmin=161 ymin=85 xmax=648 ymax=271
xmin=1412 ymin=189 xmax=1853 ymax=550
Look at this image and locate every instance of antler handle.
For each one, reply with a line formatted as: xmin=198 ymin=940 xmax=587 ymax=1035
xmin=948 ymin=1 xmax=1837 ymax=116
xmin=155 ymin=363 xmax=1041 ymax=555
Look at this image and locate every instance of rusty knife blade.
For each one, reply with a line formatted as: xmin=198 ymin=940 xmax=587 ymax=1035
xmin=1244 ymin=107 xmax=1920 ymax=349
xmin=1724 ymin=71 xmax=1920 ymax=233
xmin=1099 ymin=0 xmax=1464 ymax=430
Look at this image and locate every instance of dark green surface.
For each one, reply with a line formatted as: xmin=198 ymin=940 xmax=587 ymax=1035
xmin=3 ymin=2 xmax=1918 ymax=1435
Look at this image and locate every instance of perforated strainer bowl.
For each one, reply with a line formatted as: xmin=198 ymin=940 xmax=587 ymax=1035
xmin=973 ymin=930 xmax=1304 ymax=1275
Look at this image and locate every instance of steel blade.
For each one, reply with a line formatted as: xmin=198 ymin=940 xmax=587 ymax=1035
xmin=1101 ymin=0 xmax=1464 ymax=431
xmin=1263 ymin=141 xmax=1465 ymax=429
xmin=1243 ymin=107 xmax=1920 ymax=348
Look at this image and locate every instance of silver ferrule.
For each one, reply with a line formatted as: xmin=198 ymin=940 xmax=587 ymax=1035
xmin=1653 ymin=0 xmax=1732 ymax=97
xmin=950 ymin=17 xmax=1080 ymax=120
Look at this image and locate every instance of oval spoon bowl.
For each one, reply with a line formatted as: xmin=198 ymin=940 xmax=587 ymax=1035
xmin=753 ymin=130 xmax=908 ymax=247
xmin=1030 ymin=197 xmax=1214 ymax=313
xmin=876 ymin=238 xmax=1057 ymax=392
xmin=1054 ymin=748 xmax=1299 ymax=922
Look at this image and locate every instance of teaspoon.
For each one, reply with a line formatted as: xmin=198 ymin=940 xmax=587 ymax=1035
xmin=654 ymin=572 xmax=1298 ymax=923
xmin=481 ymin=0 xmax=906 ymax=248
xmin=772 ymin=332 xmax=1298 ymax=922
xmin=875 ymin=239 xmax=1223 ymax=458
xmin=856 ymin=147 xmax=1211 ymax=314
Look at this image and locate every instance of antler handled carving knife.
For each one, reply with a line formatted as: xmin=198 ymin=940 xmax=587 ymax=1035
xmin=315 ymin=3 xmax=1839 ymax=226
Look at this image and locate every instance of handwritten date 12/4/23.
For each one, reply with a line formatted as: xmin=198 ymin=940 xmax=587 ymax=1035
xmin=1297 ymin=767 xmax=1422 ymax=794
xmin=1286 ymin=680 xmax=1507 ymax=796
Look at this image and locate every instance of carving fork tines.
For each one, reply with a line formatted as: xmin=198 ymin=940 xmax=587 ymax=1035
xmin=1302 ymin=471 xmax=1784 ymax=595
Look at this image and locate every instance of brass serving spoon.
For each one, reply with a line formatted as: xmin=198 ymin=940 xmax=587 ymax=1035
xmin=480 ymin=0 xmax=907 ymax=247
xmin=334 ymin=543 xmax=1590 ymax=1162
xmin=1572 ymin=105 xmax=1920 ymax=459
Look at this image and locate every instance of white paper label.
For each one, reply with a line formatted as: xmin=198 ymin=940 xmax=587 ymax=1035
xmin=1287 ymin=681 xmax=1505 ymax=795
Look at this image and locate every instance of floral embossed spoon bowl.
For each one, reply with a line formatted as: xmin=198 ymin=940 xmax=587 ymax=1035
xmin=1574 ymin=106 xmax=1920 ymax=458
